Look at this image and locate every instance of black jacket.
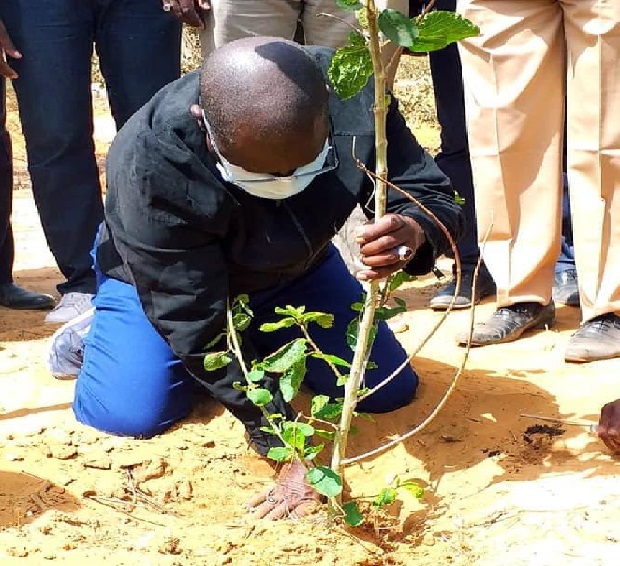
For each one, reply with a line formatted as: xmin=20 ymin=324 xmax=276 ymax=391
xmin=97 ymin=46 xmax=462 ymax=454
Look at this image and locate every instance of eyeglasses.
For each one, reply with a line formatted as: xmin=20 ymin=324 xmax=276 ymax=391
xmin=201 ymin=108 xmax=339 ymax=184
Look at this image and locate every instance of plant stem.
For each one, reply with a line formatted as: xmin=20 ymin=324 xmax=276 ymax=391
xmin=330 ymin=0 xmax=389 ymax=505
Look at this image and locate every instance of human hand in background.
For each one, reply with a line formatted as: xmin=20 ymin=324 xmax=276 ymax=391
xmin=162 ymin=0 xmax=211 ymax=29
xmin=0 ymin=18 xmax=20 ymax=79
xmin=598 ymin=400 xmax=620 ymax=453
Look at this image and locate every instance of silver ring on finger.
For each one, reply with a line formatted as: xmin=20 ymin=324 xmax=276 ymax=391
xmin=162 ymin=2 xmax=172 ymax=11
xmin=395 ymin=244 xmax=413 ymax=261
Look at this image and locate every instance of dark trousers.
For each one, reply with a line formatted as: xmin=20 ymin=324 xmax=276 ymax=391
xmin=0 ymin=0 xmax=182 ymax=294
xmin=429 ymin=0 xmax=573 ymax=276
xmin=0 ymin=78 xmax=13 ymax=284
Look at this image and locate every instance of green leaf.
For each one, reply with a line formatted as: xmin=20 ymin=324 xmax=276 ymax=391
xmin=282 ymin=422 xmax=315 ymax=451
xmin=310 ymin=352 xmax=352 ymax=369
xmin=267 ymin=446 xmax=294 ymax=462
xmin=262 ymin=338 xmax=307 ymax=373
xmin=203 ymin=351 xmax=232 ymax=371
xmin=374 ymin=487 xmax=397 ymax=507
xmin=336 ymin=373 xmax=349 ymax=387
xmin=303 ymin=444 xmax=324 ymax=461
xmin=259 ymin=317 xmax=297 ymax=332
xmin=388 ymin=271 xmax=416 ymax=293
xmin=454 ymin=190 xmax=466 ymax=205
xmin=353 ymin=412 xmax=375 ymax=423
xmin=283 ymin=421 xmax=314 ymax=438
xmin=204 ymin=331 xmax=226 ymax=349
xmin=232 ymin=381 xmax=247 ymax=392
xmin=328 ymin=33 xmax=373 ymax=100
xmin=399 ymin=481 xmax=424 ymax=499
xmin=274 ymin=305 xmax=305 ymax=317
xmin=306 ymin=467 xmax=343 ymax=497
xmin=350 ymin=301 xmax=364 ymax=312
xmin=311 ymin=395 xmax=344 ymax=420
xmin=378 ymin=8 xmax=419 ymax=47
xmin=336 ymin=0 xmax=362 ymax=10
xmin=279 ymin=356 xmax=307 ymax=402
xmin=314 ymin=429 xmax=336 ymax=441
xmin=346 ymin=318 xmax=359 ymax=351
xmin=259 ymin=425 xmax=277 ymax=435
xmin=246 ymin=369 xmax=265 ymax=383
xmin=409 ymin=11 xmax=480 ymax=53
xmin=342 ymin=501 xmax=364 ymax=527
xmin=301 ymin=311 xmax=334 ymax=329
xmin=232 ymin=312 xmax=252 ymax=332
xmin=247 ymin=388 xmax=273 ymax=407
xmin=375 ymin=304 xmax=406 ymax=321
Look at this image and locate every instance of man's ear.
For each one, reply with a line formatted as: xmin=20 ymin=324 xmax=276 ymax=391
xmin=190 ymin=103 xmax=207 ymax=133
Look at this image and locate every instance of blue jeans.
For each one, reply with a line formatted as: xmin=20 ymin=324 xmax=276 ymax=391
xmin=0 ymin=0 xmax=181 ymax=294
xmin=74 ymin=246 xmax=419 ymax=438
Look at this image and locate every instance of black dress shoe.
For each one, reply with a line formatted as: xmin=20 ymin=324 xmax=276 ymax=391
xmin=0 ymin=283 xmax=55 ymax=310
xmin=552 ymin=269 xmax=580 ymax=307
xmin=430 ymin=268 xmax=496 ymax=310
xmin=456 ymin=301 xmax=555 ymax=346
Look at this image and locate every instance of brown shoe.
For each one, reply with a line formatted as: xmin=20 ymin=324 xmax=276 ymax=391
xmin=456 ymin=301 xmax=555 ymax=346
xmin=565 ymin=313 xmax=620 ymax=363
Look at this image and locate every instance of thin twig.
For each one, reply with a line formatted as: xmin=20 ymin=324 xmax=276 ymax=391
xmin=341 ymin=224 xmax=492 ymax=466
xmin=315 ymin=12 xmax=364 ymax=37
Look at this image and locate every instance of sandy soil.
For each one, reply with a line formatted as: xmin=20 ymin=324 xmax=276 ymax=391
xmin=1 ymin=89 xmax=619 ymax=566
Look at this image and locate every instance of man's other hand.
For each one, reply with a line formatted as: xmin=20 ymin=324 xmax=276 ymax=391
xmin=246 ymin=459 xmax=321 ymax=520
xmin=163 ymin=0 xmax=210 ymax=28
xmin=598 ymin=400 xmax=620 ymax=453
xmin=355 ymin=213 xmax=425 ymax=281
xmin=0 ymin=18 xmax=20 ymax=79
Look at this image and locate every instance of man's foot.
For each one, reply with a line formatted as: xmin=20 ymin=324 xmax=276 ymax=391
xmin=0 ymin=283 xmax=55 ymax=310
xmin=47 ymin=307 xmax=95 ymax=379
xmin=565 ymin=313 xmax=620 ymax=363
xmin=44 ymin=292 xmax=94 ymax=324
xmin=430 ymin=268 xmax=495 ymax=310
xmin=456 ymin=301 xmax=555 ymax=346
xmin=552 ymin=269 xmax=580 ymax=307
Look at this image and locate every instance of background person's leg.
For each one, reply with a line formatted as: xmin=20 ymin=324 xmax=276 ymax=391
xmin=0 ymin=76 xmax=13 ymax=286
xmin=73 ymin=273 xmax=194 ymax=437
xmin=248 ymin=246 xmax=419 ymax=413
xmin=458 ymin=0 xmax=565 ymax=307
xmin=200 ymin=0 xmax=299 ymax=58
xmin=0 ymin=1 xmax=102 ymax=296
xmin=95 ymin=0 xmax=182 ymax=128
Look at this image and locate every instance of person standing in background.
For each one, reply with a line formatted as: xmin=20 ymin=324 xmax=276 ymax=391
xmin=0 ymin=17 xmax=54 ymax=311
xmin=0 ymin=0 xmax=182 ymax=323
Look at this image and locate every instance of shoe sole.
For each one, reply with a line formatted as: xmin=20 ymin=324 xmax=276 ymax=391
xmin=46 ymin=306 xmax=96 ymax=380
xmin=458 ymin=313 xmax=555 ymax=347
xmin=565 ymin=351 xmax=619 ymax=363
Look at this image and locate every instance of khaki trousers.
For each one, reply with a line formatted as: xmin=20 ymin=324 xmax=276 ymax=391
xmin=458 ymin=0 xmax=620 ymax=321
xmin=199 ymin=0 xmax=409 ymax=84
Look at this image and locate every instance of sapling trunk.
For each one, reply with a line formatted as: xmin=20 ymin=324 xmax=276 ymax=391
xmin=330 ymin=0 xmax=389 ymax=505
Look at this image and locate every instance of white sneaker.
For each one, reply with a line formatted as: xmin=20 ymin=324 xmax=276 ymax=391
xmin=44 ymin=292 xmax=94 ymax=324
xmin=46 ymin=307 xmax=95 ymax=380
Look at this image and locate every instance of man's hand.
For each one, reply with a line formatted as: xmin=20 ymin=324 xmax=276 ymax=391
xmin=355 ymin=213 xmax=425 ymax=281
xmin=162 ymin=0 xmax=210 ymax=29
xmin=598 ymin=400 xmax=620 ymax=453
xmin=0 ymin=18 xmax=20 ymax=79
xmin=246 ymin=459 xmax=321 ymax=520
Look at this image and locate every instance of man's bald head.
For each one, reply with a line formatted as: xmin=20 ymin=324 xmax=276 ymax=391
xmin=200 ymin=37 xmax=330 ymax=175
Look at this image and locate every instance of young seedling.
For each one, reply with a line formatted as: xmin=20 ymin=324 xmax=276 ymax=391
xmin=203 ymin=1 xmax=480 ymax=525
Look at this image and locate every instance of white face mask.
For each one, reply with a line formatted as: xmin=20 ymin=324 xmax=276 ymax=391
xmin=202 ymin=110 xmax=337 ymax=200
xmin=215 ymin=140 xmax=332 ymax=200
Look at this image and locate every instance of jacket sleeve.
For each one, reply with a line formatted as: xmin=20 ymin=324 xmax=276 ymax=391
xmin=363 ymin=96 xmax=463 ymax=275
xmin=109 ymin=131 xmax=292 ymax=455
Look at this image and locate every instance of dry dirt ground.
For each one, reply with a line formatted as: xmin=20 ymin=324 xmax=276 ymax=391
xmin=1 ymin=72 xmax=620 ymax=566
